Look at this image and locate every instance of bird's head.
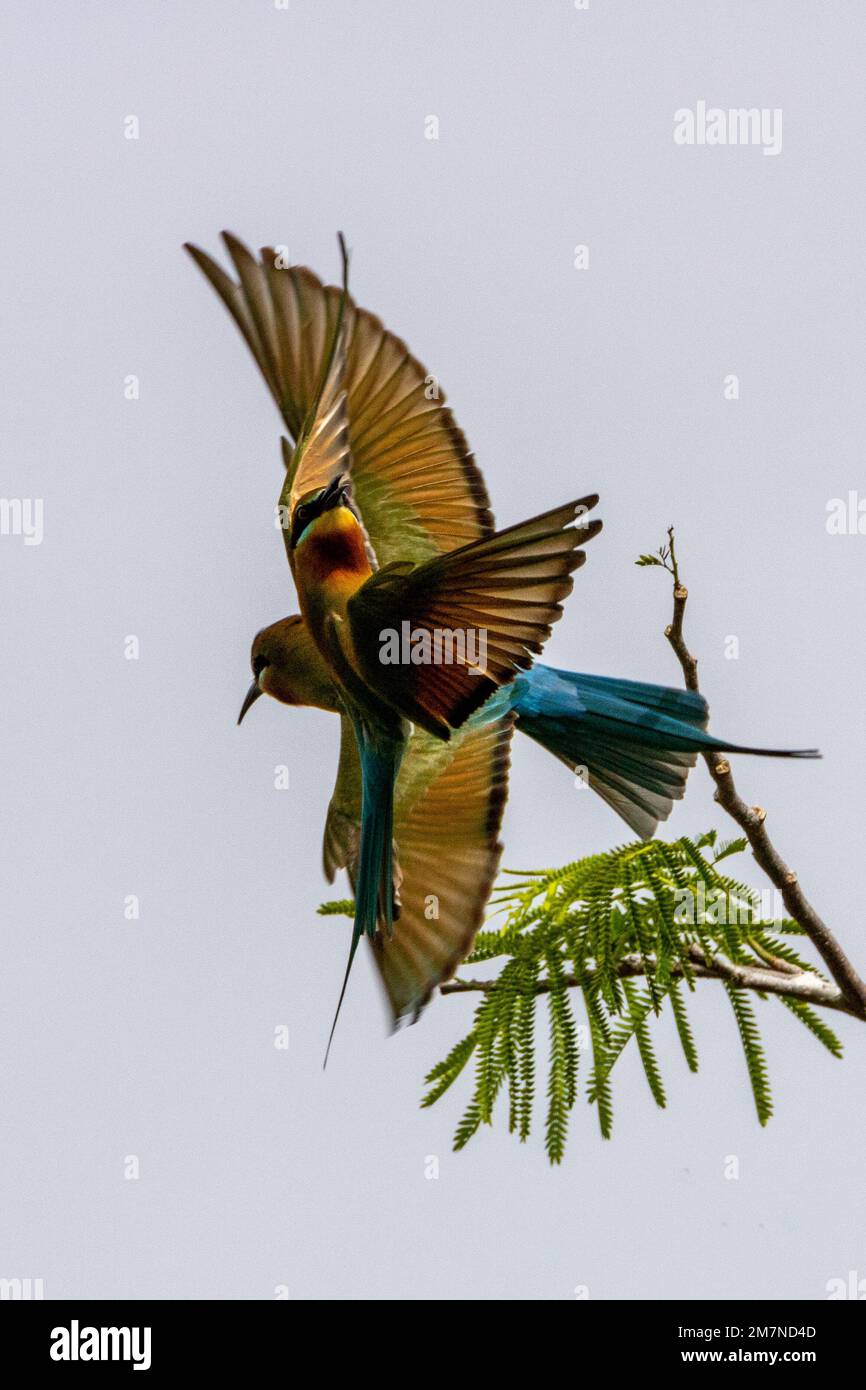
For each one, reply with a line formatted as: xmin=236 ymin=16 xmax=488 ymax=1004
xmin=237 ymin=615 xmax=341 ymax=724
xmin=289 ymin=474 xmax=357 ymax=551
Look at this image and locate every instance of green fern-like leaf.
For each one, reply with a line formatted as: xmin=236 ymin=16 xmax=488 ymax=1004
xmin=778 ymin=996 xmax=843 ymax=1058
xmin=453 ymin=1100 xmax=482 ymax=1151
xmin=544 ymin=946 xmax=578 ymax=1162
xmin=420 ymin=830 xmax=838 ymax=1161
xmin=623 ymin=980 xmax=666 ymax=1108
xmin=515 ymin=957 xmax=539 ymax=1141
xmin=668 ymin=978 xmax=699 ymax=1072
xmin=723 ymin=983 xmax=773 ymax=1126
xmin=713 ymin=836 xmax=748 ymax=863
xmin=585 ymin=986 xmax=615 ymax=1139
xmin=316 ymin=899 xmax=355 ymax=917
xmin=422 ymin=1032 xmax=477 ymax=1108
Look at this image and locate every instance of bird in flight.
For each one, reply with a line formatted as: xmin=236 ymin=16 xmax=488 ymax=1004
xmin=185 ymin=233 xmax=817 ymax=1050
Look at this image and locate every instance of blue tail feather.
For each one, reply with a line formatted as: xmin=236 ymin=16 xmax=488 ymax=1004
xmin=511 ymin=666 xmax=818 ymax=839
xmin=354 ymin=731 xmax=402 ymax=941
xmin=324 ymin=726 xmax=403 ymax=1065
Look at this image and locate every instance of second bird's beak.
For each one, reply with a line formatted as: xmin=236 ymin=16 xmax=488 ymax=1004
xmin=237 ymin=681 xmax=264 ymax=726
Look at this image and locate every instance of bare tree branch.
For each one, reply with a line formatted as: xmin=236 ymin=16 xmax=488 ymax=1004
xmin=660 ymin=527 xmax=866 ymax=1017
xmin=442 ymin=951 xmax=859 ymax=1016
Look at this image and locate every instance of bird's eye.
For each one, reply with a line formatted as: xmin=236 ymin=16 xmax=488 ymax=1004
xmin=252 ymin=654 xmax=268 ymax=678
xmin=295 ymin=504 xmax=309 ymax=524
xmin=339 ymin=487 xmax=349 ymax=505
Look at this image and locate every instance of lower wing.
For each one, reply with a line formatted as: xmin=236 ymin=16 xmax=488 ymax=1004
xmin=369 ymin=706 xmax=513 ymax=1026
xmin=322 ymin=703 xmax=513 ymax=1027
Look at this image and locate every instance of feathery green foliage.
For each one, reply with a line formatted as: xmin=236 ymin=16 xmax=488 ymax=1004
xmin=317 ymin=899 xmax=356 ymax=917
xmin=416 ymin=831 xmax=843 ymax=1161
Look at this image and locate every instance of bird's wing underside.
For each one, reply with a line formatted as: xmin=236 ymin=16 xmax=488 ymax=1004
xmin=322 ymin=702 xmax=514 ymax=1028
xmin=285 ymin=324 xmax=354 ymax=520
xmin=185 ymin=232 xmax=495 ymax=566
xmin=322 ymin=713 xmax=363 ymax=883
xmin=370 ymin=709 xmax=514 ymax=1027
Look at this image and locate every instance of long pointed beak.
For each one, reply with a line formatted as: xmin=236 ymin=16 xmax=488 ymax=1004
xmin=318 ymin=472 xmax=348 ymax=514
xmin=237 ymin=681 xmax=263 ymax=726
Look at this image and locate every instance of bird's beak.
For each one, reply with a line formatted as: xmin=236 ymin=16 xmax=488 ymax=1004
xmin=237 ymin=681 xmax=263 ymax=726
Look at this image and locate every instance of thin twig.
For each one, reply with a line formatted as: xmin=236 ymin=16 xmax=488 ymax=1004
xmin=661 ymin=529 xmax=866 ymax=1016
xmin=441 ymin=952 xmax=858 ymax=1017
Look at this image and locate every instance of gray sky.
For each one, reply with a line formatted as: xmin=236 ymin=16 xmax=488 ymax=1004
xmin=2 ymin=0 xmax=865 ymax=1300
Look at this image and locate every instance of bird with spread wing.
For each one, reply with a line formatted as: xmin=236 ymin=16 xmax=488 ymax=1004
xmin=185 ymin=233 xmax=817 ymax=1048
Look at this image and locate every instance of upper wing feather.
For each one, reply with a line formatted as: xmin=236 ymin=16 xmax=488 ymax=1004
xmin=184 ymin=233 xmax=494 ymax=566
xmin=346 ymin=497 xmax=603 ymax=738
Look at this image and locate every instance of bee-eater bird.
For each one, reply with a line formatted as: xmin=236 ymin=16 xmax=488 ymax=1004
xmin=185 ymin=233 xmax=817 ymax=1038
xmin=284 ymin=333 xmax=602 ymax=1051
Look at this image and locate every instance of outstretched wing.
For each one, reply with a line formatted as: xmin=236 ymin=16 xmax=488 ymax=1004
xmin=273 ymin=320 xmax=377 ymax=583
xmin=321 ymin=698 xmax=514 ymax=1028
xmin=184 ymin=233 xmax=494 ymax=565
xmin=372 ymin=706 xmax=513 ymax=1026
xmin=346 ymin=497 xmax=602 ymax=738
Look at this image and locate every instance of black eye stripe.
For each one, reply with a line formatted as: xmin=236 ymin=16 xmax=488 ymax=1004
xmin=290 ymin=482 xmax=351 ymax=549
